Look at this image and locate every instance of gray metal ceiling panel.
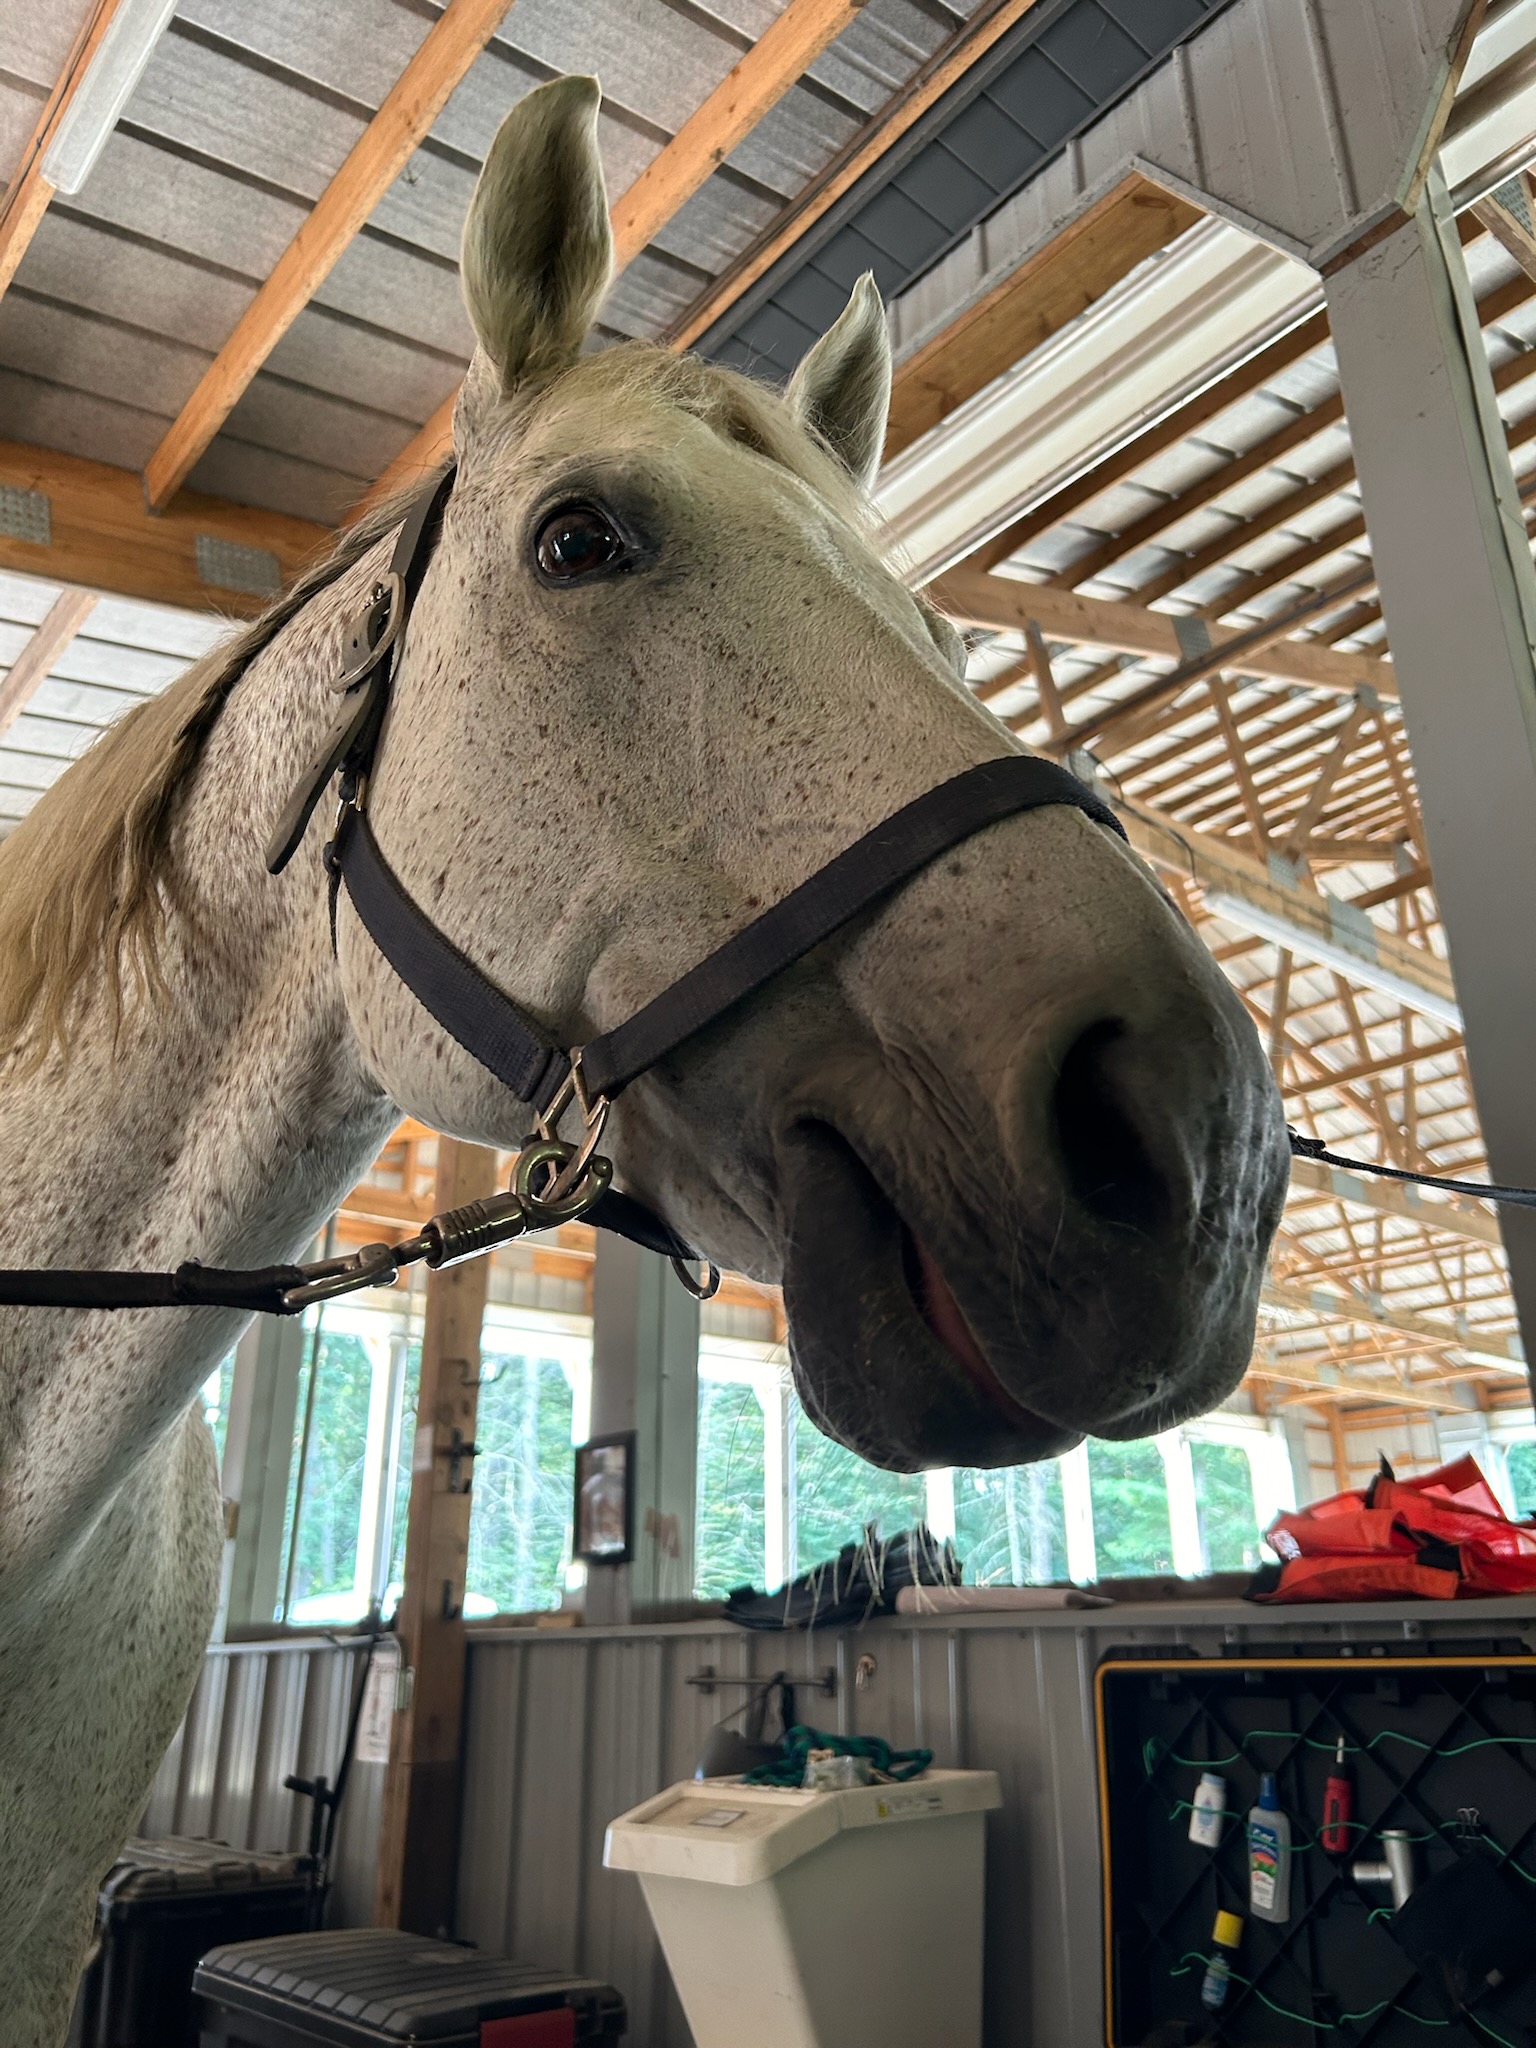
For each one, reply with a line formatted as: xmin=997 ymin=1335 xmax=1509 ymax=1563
xmin=185 ymin=434 xmax=364 ymax=523
xmin=265 ymin=306 xmax=462 ymax=422
xmin=0 ymin=369 xmax=161 ymax=471
xmin=704 ymin=0 xmax=1238 ymax=380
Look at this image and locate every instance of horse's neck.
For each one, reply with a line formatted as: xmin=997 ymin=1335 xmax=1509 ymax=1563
xmin=0 ymin=557 xmax=398 ymax=1578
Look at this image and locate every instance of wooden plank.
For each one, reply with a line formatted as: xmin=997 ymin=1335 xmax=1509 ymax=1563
xmin=376 ymin=1137 xmax=501 ymax=1934
xmin=142 ymin=0 xmax=516 ymax=512
xmin=0 ymin=587 xmax=96 ymax=739
xmin=0 ymin=0 xmax=123 ymax=301
xmin=609 ymin=0 xmax=865 ymax=264
xmin=886 ymin=176 xmax=1203 ymax=459
xmin=1117 ymin=795 xmax=1458 ymax=1016
xmin=0 ymin=440 xmax=331 ymax=615
xmin=360 ymin=0 xmax=872 ymax=510
xmin=1287 ymin=1150 xmax=1498 ymax=1246
xmin=1262 ymin=1275 xmax=1524 ymax=1371
xmin=931 ymin=565 xmax=1395 ymax=701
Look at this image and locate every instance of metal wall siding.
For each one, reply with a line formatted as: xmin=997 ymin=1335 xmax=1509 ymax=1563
xmin=141 ymin=1640 xmax=383 ymax=1928
xmin=149 ymin=1605 xmax=1536 ymax=2046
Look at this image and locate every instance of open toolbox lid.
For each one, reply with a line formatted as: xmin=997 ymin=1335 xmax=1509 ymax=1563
xmin=603 ymin=1767 xmax=1001 ymax=1886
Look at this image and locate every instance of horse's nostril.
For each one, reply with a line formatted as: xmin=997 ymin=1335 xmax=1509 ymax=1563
xmin=1053 ymin=1019 xmax=1171 ymax=1236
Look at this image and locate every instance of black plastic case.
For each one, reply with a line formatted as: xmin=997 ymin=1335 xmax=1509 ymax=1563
xmin=67 ymin=1835 xmax=321 ymax=2048
xmin=193 ymin=1927 xmax=627 ymax=2047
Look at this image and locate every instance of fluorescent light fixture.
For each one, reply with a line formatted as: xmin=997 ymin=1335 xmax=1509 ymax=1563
xmin=41 ymin=0 xmax=179 ymax=197
xmin=1202 ymin=888 xmax=1464 ymax=1032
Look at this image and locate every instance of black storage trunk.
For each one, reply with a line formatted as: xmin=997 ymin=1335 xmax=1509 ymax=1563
xmin=193 ymin=1928 xmax=627 ymax=2048
xmin=67 ymin=1836 xmax=320 ymax=2048
xmin=1096 ymin=1644 xmax=1536 ymax=2047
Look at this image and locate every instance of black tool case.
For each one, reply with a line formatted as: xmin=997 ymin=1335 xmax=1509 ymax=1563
xmin=1096 ymin=1643 xmax=1536 ymax=2046
xmin=67 ymin=1835 xmax=320 ymax=2048
xmin=192 ymin=1927 xmax=627 ymax=2047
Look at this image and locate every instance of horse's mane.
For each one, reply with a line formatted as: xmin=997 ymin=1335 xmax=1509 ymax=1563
xmin=0 ymin=475 xmax=431 ymax=1061
xmin=0 ymin=342 xmax=867 ymax=1063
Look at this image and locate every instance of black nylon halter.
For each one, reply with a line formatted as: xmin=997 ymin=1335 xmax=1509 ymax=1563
xmin=0 ymin=469 xmax=1128 ymax=1315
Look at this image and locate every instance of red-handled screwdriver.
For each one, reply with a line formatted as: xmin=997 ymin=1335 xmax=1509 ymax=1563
xmin=1321 ymin=1736 xmax=1353 ymax=1854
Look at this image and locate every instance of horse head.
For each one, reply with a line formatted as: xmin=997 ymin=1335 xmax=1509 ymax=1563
xmin=339 ymin=76 xmax=1290 ymax=1471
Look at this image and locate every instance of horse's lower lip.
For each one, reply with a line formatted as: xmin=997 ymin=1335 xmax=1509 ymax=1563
xmin=904 ymin=1228 xmax=1055 ymax=1437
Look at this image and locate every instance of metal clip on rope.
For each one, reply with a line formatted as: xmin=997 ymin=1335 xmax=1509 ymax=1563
xmin=280 ymin=1130 xmax=616 ymax=1311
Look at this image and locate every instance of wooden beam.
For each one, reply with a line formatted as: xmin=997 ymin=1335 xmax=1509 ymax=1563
xmin=376 ymin=1137 xmax=501 ymax=1935
xmin=143 ymin=0 xmax=516 ymax=511
xmin=0 ymin=587 xmax=96 ymax=738
xmin=1263 ymin=1275 xmax=1524 ymax=1371
xmin=885 ymin=174 xmax=1202 ymax=459
xmin=668 ymin=0 xmax=1052 ymax=354
xmin=1121 ymin=795 xmax=1459 ymax=1020
xmin=1286 ymin=1156 xmax=1499 ymax=1248
xmin=934 ymin=565 xmax=1395 ymax=701
xmin=610 ymin=0 xmax=866 ymax=263
xmin=1471 ymin=175 xmax=1536 ymax=285
xmin=1284 ymin=1031 xmax=1465 ymax=1102
xmin=363 ymin=0 xmax=873 ymax=509
xmin=0 ymin=440 xmax=331 ymax=614
xmin=0 ymin=0 xmax=123 ymax=301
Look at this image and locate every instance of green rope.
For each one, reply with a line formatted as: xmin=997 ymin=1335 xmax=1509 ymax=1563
xmin=1144 ymin=1731 xmax=1536 ymax=1777
xmin=1169 ymin=1954 xmax=1520 ymax=2042
xmin=741 ymin=1725 xmax=934 ymax=1788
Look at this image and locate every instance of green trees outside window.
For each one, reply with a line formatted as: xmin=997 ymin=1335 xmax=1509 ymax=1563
xmin=793 ymin=1406 xmax=927 ymax=1574
xmin=1088 ymin=1439 xmax=1174 ymax=1577
xmin=695 ymin=1380 xmax=766 ymax=1599
xmin=1192 ymin=1440 xmax=1262 ymax=1570
xmin=467 ymin=1348 xmax=577 ymax=1614
xmin=953 ymin=1463 xmax=1068 ymax=1584
xmin=1509 ymin=1440 xmax=1536 ymax=1516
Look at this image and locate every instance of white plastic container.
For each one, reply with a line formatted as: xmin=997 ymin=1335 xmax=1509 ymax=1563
xmin=603 ymin=1769 xmax=1002 ymax=2048
xmin=1188 ymin=1772 xmax=1227 ymax=1849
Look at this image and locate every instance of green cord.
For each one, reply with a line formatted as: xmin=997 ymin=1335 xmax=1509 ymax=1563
xmin=1144 ymin=1731 xmax=1536 ymax=1777
xmin=1170 ymin=1954 xmax=1521 ymax=2041
xmin=740 ymin=1725 xmax=933 ymax=1788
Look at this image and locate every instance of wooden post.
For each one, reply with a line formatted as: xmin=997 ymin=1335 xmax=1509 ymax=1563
xmin=374 ymin=1136 xmax=500 ymax=1935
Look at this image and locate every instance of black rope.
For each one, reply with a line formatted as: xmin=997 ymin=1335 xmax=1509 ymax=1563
xmin=1288 ymin=1129 xmax=1536 ymax=1210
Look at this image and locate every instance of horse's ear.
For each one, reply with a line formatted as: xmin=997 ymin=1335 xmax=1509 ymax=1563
xmin=459 ymin=74 xmax=613 ymax=390
xmin=787 ymin=273 xmax=892 ymax=490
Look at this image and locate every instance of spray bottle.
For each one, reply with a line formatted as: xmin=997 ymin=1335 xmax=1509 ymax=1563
xmin=1248 ymin=1773 xmax=1292 ymax=1923
xmin=1200 ymin=1910 xmax=1245 ymax=2011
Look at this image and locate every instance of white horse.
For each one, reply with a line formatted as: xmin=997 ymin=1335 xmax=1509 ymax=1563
xmin=0 ymin=76 xmax=1287 ymax=2041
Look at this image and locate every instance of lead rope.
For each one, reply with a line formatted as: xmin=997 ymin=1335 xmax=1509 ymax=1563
xmin=1287 ymin=1129 xmax=1536 ymax=1210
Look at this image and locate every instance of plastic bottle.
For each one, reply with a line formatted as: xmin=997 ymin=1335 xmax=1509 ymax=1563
xmin=1248 ymin=1773 xmax=1292 ymax=1922
xmin=1188 ymin=1771 xmax=1227 ymax=1849
xmin=1200 ymin=1910 xmax=1245 ymax=2011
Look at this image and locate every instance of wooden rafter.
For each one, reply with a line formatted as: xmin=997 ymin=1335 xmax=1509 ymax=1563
xmin=143 ymin=0 xmax=516 ymax=511
xmin=0 ymin=0 xmax=123 ymax=300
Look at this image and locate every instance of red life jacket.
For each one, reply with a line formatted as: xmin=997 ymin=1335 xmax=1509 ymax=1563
xmin=1259 ymin=1455 xmax=1536 ymax=1602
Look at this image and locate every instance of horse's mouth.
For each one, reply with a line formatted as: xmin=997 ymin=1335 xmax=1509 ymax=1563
xmin=779 ymin=1120 xmax=1083 ymax=1471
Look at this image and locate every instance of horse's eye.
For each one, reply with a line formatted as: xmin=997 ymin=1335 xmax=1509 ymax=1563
xmin=535 ymin=504 xmax=628 ymax=581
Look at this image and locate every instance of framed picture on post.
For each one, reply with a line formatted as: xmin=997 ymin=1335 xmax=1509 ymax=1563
xmin=574 ymin=1431 xmax=636 ymax=1566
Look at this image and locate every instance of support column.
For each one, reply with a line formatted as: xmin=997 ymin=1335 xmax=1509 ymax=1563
xmin=1324 ymin=168 xmax=1536 ymax=1397
xmin=1059 ymin=1443 xmax=1097 ymax=1585
xmin=375 ymin=1137 xmax=499 ymax=1936
xmin=583 ymin=1235 xmax=701 ymax=1623
xmin=759 ymin=1369 xmax=794 ymax=1591
xmin=216 ymin=1316 xmax=305 ymax=1637
xmin=1156 ymin=1429 xmax=1205 ymax=1579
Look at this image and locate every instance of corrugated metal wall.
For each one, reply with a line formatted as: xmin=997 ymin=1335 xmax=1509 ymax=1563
xmin=145 ymin=1600 xmax=1536 ymax=2045
xmin=453 ymin=1601 xmax=1536 ymax=2047
xmin=140 ymin=1636 xmax=384 ymax=1928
